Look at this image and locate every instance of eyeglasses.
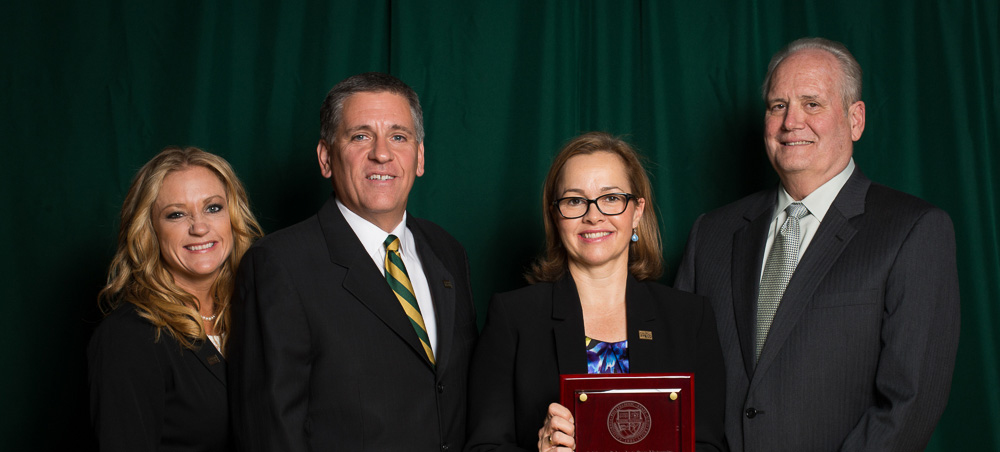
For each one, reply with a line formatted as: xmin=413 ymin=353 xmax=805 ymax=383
xmin=553 ymin=193 xmax=636 ymax=219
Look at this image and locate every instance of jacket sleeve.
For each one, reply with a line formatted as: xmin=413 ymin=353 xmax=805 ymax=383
xmin=228 ymin=245 xmax=313 ymax=452
xmin=839 ymin=209 xmax=960 ymax=451
xmin=695 ymin=298 xmax=729 ymax=452
xmin=88 ymin=312 xmax=164 ymax=452
xmin=465 ymin=293 xmax=531 ymax=452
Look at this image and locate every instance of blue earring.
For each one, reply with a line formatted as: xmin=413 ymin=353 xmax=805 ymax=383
xmin=631 ymin=229 xmax=639 ymax=242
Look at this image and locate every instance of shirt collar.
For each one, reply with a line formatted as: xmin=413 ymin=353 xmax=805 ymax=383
xmin=775 ymin=158 xmax=855 ymax=223
xmin=336 ymin=198 xmax=410 ymax=257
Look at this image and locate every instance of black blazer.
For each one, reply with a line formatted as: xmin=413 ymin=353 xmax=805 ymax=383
xmin=465 ymin=274 xmax=727 ymax=452
xmin=228 ymin=196 xmax=477 ymax=452
xmin=675 ymin=168 xmax=960 ymax=452
xmin=88 ymin=304 xmax=229 ymax=452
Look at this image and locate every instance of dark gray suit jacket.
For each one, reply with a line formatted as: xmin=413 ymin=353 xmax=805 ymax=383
xmin=228 ymin=196 xmax=477 ymax=451
xmin=674 ymin=168 xmax=960 ymax=452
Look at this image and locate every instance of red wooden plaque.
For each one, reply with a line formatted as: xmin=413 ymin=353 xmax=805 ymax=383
xmin=559 ymin=373 xmax=694 ymax=452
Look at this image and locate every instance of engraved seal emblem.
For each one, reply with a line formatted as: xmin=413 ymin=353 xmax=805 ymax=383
xmin=606 ymin=400 xmax=652 ymax=444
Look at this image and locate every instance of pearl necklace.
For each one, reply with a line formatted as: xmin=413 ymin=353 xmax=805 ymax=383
xmin=201 ymin=313 xmax=218 ymax=322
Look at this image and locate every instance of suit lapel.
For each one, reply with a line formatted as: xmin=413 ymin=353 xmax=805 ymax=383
xmin=318 ymin=197 xmax=433 ymax=369
xmin=189 ymin=340 xmax=226 ymax=385
xmin=732 ymin=192 xmax=776 ymax=378
xmin=552 ymin=275 xmax=588 ymax=376
xmin=752 ymin=171 xmax=869 ymax=380
xmin=624 ymin=276 xmax=660 ymax=373
xmin=409 ymin=219 xmax=457 ymax=373
xmin=551 ymin=276 xmax=661 ymax=375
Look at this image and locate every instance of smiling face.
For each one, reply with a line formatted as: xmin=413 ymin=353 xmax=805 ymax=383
xmin=152 ymin=165 xmax=233 ymax=293
xmin=318 ymin=91 xmax=425 ymax=232
xmin=764 ymin=48 xmax=865 ymax=198
xmin=555 ymin=151 xmax=645 ymax=276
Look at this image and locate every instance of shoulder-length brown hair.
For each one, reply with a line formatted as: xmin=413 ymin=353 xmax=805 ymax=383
xmin=527 ymin=132 xmax=663 ymax=283
xmin=98 ymin=147 xmax=263 ymax=351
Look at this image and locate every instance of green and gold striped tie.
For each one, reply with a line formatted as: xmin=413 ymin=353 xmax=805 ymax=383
xmin=384 ymin=234 xmax=435 ymax=365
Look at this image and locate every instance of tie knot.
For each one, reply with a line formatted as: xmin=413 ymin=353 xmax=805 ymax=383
xmin=383 ymin=234 xmax=400 ymax=253
xmin=786 ymin=202 xmax=809 ymax=220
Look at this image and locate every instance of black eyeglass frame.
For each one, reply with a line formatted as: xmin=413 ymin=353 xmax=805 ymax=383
xmin=552 ymin=193 xmax=637 ymax=219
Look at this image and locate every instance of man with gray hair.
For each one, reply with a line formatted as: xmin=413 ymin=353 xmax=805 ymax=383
xmin=229 ymin=72 xmax=477 ymax=451
xmin=675 ymin=38 xmax=959 ymax=451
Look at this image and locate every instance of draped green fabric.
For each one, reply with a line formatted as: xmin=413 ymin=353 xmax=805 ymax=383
xmin=2 ymin=1 xmax=996 ymax=449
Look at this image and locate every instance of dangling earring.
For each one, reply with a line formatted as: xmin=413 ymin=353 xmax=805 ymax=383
xmin=631 ymin=229 xmax=639 ymax=242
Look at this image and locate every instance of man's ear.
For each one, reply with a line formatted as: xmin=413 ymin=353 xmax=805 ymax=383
xmin=416 ymin=142 xmax=425 ymax=177
xmin=849 ymin=100 xmax=865 ymax=142
xmin=317 ymin=140 xmax=334 ymax=178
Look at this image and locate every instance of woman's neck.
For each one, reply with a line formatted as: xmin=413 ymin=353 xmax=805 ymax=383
xmin=568 ymin=260 xmax=629 ymax=306
xmin=570 ymin=262 xmax=630 ymax=342
xmin=174 ymin=279 xmax=217 ymax=323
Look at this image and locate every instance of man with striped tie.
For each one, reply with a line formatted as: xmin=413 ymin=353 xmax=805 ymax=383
xmin=228 ymin=72 xmax=477 ymax=452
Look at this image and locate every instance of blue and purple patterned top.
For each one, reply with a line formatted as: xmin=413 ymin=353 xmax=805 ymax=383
xmin=585 ymin=336 xmax=629 ymax=374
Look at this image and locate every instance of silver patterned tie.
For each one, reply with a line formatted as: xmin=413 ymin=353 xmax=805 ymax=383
xmin=756 ymin=202 xmax=810 ymax=361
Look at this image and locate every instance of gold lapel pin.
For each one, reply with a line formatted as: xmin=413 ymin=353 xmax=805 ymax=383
xmin=639 ymin=330 xmax=653 ymax=340
xmin=443 ymin=280 xmax=453 ymax=288
xmin=207 ymin=355 xmax=220 ymax=365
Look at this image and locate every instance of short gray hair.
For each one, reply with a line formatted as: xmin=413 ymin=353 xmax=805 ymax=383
xmin=761 ymin=37 xmax=863 ymax=111
xmin=319 ymin=72 xmax=425 ymax=144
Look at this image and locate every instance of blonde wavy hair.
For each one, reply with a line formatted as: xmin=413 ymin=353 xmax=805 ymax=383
xmin=99 ymin=147 xmax=263 ymax=351
xmin=527 ymin=132 xmax=663 ymax=283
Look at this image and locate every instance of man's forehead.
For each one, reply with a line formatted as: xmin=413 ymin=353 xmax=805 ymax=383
xmin=338 ymin=92 xmax=414 ymax=133
xmin=768 ymin=51 xmax=841 ymax=97
xmin=343 ymin=91 xmax=408 ymax=109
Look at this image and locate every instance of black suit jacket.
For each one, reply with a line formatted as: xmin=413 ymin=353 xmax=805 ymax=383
xmin=675 ymin=168 xmax=960 ymax=452
xmin=88 ymin=304 xmax=230 ymax=452
xmin=228 ymin=196 xmax=477 ymax=452
xmin=465 ymin=274 xmax=727 ymax=452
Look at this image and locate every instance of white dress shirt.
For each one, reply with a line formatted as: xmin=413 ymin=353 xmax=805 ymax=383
xmin=759 ymin=159 xmax=856 ymax=283
xmin=336 ymin=199 xmax=438 ymax=356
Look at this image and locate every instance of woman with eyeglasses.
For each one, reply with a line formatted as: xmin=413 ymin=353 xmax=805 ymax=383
xmin=465 ymin=132 xmax=727 ymax=452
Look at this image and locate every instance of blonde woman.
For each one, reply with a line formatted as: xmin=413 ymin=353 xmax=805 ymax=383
xmin=88 ymin=147 xmax=262 ymax=452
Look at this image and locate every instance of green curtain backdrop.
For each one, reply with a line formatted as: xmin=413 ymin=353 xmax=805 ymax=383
xmin=2 ymin=1 xmax=996 ymax=450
